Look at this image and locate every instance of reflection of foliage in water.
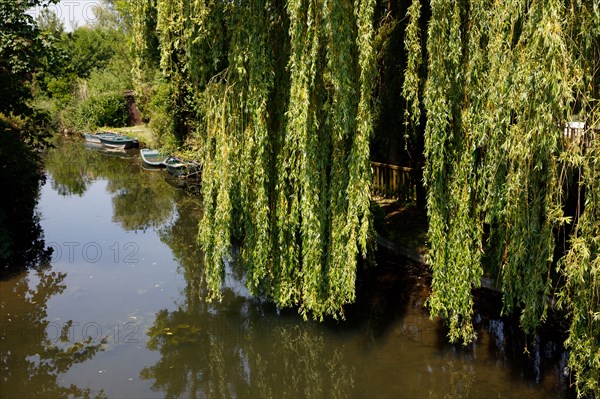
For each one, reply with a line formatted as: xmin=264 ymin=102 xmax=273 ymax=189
xmin=45 ymin=141 xmax=177 ymax=231
xmin=0 ymin=268 xmax=106 ymax=398
xmin=148 ymin=198 xmax=354 ymax=398
xmin=427 ymin=360 xmax=474 ymax=399
xmin=249 ymin=324 xmax=355 ymax=399
xmin=108 ymin=169 xmax=176 ymax=231
xmin=44 ymin=142 xmax=100 ymax=196
xmin=141 ymin=301 xmax=354 ymax=399
xmin=158 ymin=193 xmax=204 ymax=301
xmin=0 ymin=130 xmax=51 ymax=272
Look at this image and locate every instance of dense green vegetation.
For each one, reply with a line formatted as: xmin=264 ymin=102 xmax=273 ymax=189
xmin=127 ymin=0 xmax=380 ymax=320
xmin=403 ymin=0 xmax=599 ymax=396
xmin=0 ymin=0 xmax=140 ymax=270
xmin=1 ymin=0 xmax=598 ymax=396
xmin=33 ymin=3 xmax=132 ymax=132
xmin=0 ymin=0 xmax=139 ymax=270
xmin=0 ymin=0 xmax=57 ymax=270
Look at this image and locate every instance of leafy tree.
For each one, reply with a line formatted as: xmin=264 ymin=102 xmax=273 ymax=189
xmin=32 ymin=1 xmax=134 ymax=132
xmin=36 ymin=6 xmax=64 ymax=33
xmin=77 ymin=93 xmax=128 ymax=128
xmin=64 ymin=26 xmax=127 ymax=79
xmin=133 ymin=0 xmax=377 ymax=320
xmin=0 ymin=0 xmax=60 ymax=115
xmin=91 ymin=0 xmax=131 ymax=31
xmin=33 ymin=8 xmax=72 ymax=102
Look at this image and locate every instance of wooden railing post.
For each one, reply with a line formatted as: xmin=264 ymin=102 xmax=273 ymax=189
xmin=371 ymin=162 xmax=416 ymax=201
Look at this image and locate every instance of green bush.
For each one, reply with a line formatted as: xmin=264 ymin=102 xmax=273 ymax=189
xmin=148 ymin=82 xmax=177 ymax=147
xmin=87 ymin=57 xmax=133 ymax=98
xmin=45 ymin=75 xmax=76 ymax=104
xmin=78 ymin=93 xmax=128 ymax=129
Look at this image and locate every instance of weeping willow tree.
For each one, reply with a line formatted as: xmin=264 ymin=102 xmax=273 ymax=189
xmin=199 ymin=0 xmax=376 ymax=320
xmin=404 ymin=0 xmax=599 ymax=396
xmin=131 ymin=0 xmax=376 ymax=320
xmin=130 ymin=0 xmax=160 ymax=87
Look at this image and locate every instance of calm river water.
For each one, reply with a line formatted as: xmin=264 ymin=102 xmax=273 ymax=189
xmin=0 ymin=141 xmax=574 ymax=398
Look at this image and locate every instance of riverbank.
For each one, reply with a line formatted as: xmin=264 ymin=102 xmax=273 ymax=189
xmin=98 ymin=125 xmax=157 ymax=148
xmin=374 ymin=198 xmax=428 ymax=264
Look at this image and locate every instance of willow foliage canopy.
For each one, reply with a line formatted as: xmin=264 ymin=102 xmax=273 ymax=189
xmin=404 ymin=0 xmax=599 ymax=396
xmin=131 ymin=0 xmax=377 ymax=320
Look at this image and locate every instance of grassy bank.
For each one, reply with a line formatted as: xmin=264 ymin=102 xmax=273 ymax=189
xmin=99 ymin=125 xmax=156 ymax=147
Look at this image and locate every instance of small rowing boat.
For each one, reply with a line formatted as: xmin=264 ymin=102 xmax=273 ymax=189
xmin=140 ymin=148 xmax=169 ymax=168
xmin=164 ymin=156 xmax=201 ymax=179
xmin=84 ymin=132 xmax=118 ymax=144
xmin=98 ymin=134 xmax=139 ymax=149
xmin=84 ymin=132 xmax=139 ymax=149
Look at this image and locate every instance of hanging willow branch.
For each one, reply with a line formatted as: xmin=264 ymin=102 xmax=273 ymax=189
xmin=141 ymin=0 xmax=378 ymax=320
xmin=422 ymin=0 xmax=483 ymax=343
xmin=557 ymin=1 xmax=600 ymax=396
xmin=402 ymin=0 xmax=422 ymax=129
xmin=130 ymin=0 xmax=158 ymax=90
xmin=405 ymin=0 xmax=598 ymax=396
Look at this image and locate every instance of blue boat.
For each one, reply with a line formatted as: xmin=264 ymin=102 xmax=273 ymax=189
xmin=84 ymin=132 xmax=118 ymax=144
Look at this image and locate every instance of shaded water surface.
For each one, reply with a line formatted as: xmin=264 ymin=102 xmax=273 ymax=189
xmin=1 ymin=141 xmax=573 ymax=398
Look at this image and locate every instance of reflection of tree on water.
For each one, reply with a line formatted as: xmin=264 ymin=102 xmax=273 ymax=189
xmin=158 ymin=194 xmax=203 ymax=301
xmin=44 ymin=141 xmax=177 ymax=231
xmin=426 ymin=360 xmax=474 ymax=399
xmin=0 ymin=131 xmax=51 ymax=272
xmin=0 ymin=267 xmax=106 ymax=398
xmin=141 ymin=296 xmax=355 ymax=399
xmin=144 ymin=196 xmax=354 ymax=399
xmin=109 ymin=169 xmax=176 ymax=231
xmin=44 ymin=141 xmax=100 ymax=196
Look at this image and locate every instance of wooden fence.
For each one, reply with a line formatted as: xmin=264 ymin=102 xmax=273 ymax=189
xmin=563 ymin=122 xmax=597 ymax=149
xmin=371 ymin=162 xmax=416 ymax=201
xmin=370 ymin=122 xmax=599 ymax=201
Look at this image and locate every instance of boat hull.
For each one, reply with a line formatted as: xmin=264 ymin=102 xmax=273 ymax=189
xmin=84 ymin=134 xmax=101 ymax=144
xmin=140 ymin=149 xmax=168 ymax=167
xmin=84 ymin=132 xmax=119 ymax=143
xmin=99 ymin=137 xmax=139 ymax=149
xmin=164 ymin=156 xmax=201 ymax=179
xmin=85 ymin=132 xmax=138 ymax=149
